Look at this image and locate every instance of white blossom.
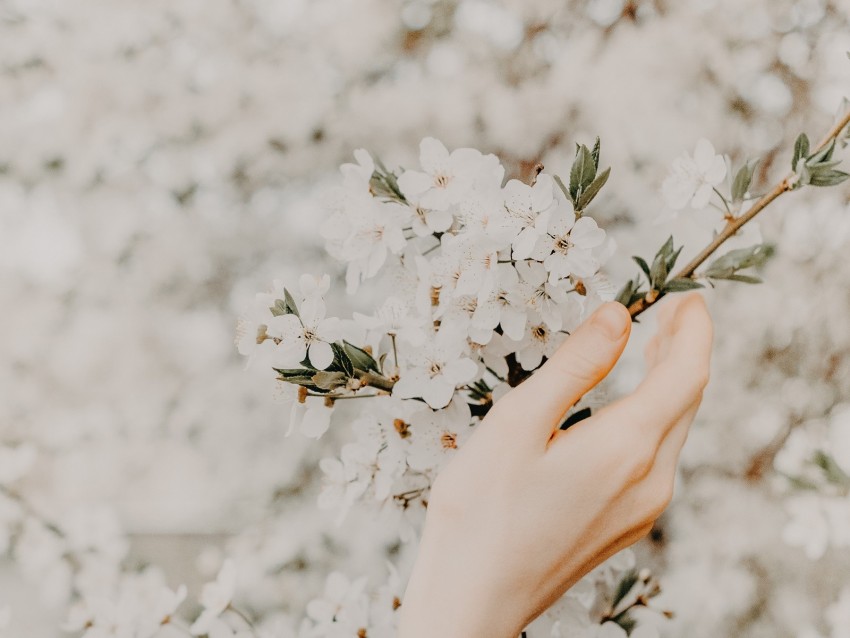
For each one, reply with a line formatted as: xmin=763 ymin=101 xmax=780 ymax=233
xmin=661 ymin=139 xmax=727 ymax=210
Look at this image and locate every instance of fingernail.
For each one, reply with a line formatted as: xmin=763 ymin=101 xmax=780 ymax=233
xmin=592 ymin=303 xmax=629 ymax=341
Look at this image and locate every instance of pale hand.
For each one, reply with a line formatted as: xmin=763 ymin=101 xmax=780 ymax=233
xmin=398 ymin=294 xmax=713 ymax=638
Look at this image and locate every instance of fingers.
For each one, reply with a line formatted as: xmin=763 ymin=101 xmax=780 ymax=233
xmin=500 ymin=302 xmax=632 ymax=442
xmin=595 ymin=293 xmax=712 ymax=443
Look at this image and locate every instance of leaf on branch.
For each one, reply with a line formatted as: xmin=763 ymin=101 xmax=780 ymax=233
xmin=731 ymin=159 xmax=759 ymax=202
xmin=663 ymin=277 xmax=704 ymax=292
xmin=343 ymin=340 xmax=380 ymax=373
xmin=576 ymin=166 xmax=611 ymax=210
xmin=270 ymin=288 xmax=301 ymax=318
xmin=649 ymin=236 xmax=675 ymax=290
xmin=569 ymin=144 xmax=597 ymax=203
xmin=615 ymin=277 xmax=644 ymax=308
xmin=704 ymin=243 xmax=775 ymax=283
xmin=792 ymin=133 xmax=810 ymax=171
xmin=311 ymin=370 xmax=348 ymax=391
xmin=329 ymin=342 xmax=355 ymax=377
xmin=812 ymin=450 xmax=850 ymax=487
xmin=632 ymin=256 xmax=651 ymax=280
xmin=591 ymin=136 xmax=601 ymax=170
xmin=808 ymin=168 xmax=850 ymax=187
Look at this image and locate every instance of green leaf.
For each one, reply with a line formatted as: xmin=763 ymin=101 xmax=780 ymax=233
xmin=591 ymin=137 xmax=601 ymax=170
xmin=704 ymin=244 xmax=775 ymax=280
xmin=731 ymin=159 xmax=759 ymax=202
xmin=808 ymin=138 xmax=836 ymax=165
xmin=813 ymin=450 xmax=850 ymax=486
xmin=649 ymin=236 xmax=674 ymax=289
xmin=569 ymin=144 xmax=597 ymax=202
xmin=632 ymin=256 xmax=651 ymax=280
xmin=615 ymin=278 xmax=643 ymax=307
xmin=792 ymin=133 xmax=810 ymax=171
xmin=311 ymin=370 xmax=347 ymax=391
xmin=611 ymin=569 xmax=639 ymax=608
xmin=663 ymin=277 xmax=705 ymax=292
xmin=343 ymin=340 xmax=380 ymax=373
xmin=723 ymin=273 xmax=763 ymax=284
xmin=330 ymin=342 xmax=354 ymax=377
xmin=576 ymin=166 xmax=611 ymax=210
xmin=808 ymin=168 xmax=850 ymax=187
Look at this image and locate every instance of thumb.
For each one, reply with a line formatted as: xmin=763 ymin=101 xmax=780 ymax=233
xmin=505 ymin=302 xmax=631 ymax=440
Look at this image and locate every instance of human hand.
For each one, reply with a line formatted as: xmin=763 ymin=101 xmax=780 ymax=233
xmin=397 ymin=293 xmax=713 ymax=638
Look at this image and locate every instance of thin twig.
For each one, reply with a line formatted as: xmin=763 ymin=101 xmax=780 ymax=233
xmin=628 ymin=109 xmax=850 ymax=319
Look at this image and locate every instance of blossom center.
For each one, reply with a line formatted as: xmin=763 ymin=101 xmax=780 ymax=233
xmin=440 ymin=431 xmax=458 ymax=449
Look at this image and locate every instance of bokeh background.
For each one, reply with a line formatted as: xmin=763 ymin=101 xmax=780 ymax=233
xmin=2 ymin=0 xmax=850 ymax=635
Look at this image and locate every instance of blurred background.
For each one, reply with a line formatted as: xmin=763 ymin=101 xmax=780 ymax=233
xmin=2 ymin=0 xmax=850 ymax=635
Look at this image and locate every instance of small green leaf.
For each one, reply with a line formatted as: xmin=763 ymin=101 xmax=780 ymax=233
xmin=591 ymin=137 xmax=601 ymax=170
xmin=615 ymin=278 xmax=643 ymax=307
xmin=792 ymin=133 xmax=810 ymax=171
xmin=342 ymin=340 xmax=380 ymax=373
xmin=569 ymin=144 xmax=597 ymax=202
xmin=576 ymin=166 xmax=611 ymax=210
xmin=813 ymin=450 xmax=850 ymax=487
xmin=704 ymin=244 xmax=775 ymax=280
xmin=632 ymin=256 xmax=651 ymax=280
xmin=731 ymin=159 xmax=759 ymax=202
xmin=808 ymin=168 xmax=850 ymax=187
xmin=611 ymin=569 xmax=639 ymax=608
xmin=284 ymin=289 xmax=300 ymax=317
xmin=330 ymin=342 xmax=354 ymax=377
xmin=807 ymin=138 xmax=836 ymax=165
xmin=663 ymin=278 xmax=704 ymax=292
xmin=311 ymin=370 xmax=347 ymax=391
xmin=649 ymin=236 xmax=675 ymax=289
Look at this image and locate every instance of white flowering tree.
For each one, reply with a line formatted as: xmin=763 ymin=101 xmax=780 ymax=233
xmin=3 ymin=1 xmax=850 ymax=637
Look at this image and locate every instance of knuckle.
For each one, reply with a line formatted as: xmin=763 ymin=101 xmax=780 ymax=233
xmin=644 ymin=481 xmax=674 ymax=521
xmin=617 ymin=434 xmax=657 ymax=483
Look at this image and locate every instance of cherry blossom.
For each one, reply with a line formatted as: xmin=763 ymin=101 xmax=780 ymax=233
xmin=266 ymin=297 xmax=341 ymax=370
xmin=661 ymin=138 xmax=727 ymax=211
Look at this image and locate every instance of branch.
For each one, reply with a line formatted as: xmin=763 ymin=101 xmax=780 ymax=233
xmin=628 ymin=109 xmax=850 ymax=319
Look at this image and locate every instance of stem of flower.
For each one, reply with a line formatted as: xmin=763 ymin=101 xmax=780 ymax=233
xmin=629 ymin=109 xmax=850 ymax=319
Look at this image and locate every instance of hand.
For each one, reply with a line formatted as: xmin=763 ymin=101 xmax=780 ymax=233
xmin=398 ymin=293 xmax=713 ymax=638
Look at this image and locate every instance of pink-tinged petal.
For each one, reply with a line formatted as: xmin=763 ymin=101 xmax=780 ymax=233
xmin=397 ymin=171 xmax=433 ymax=198
xmin=421 ymin=379 xmax=455 ymax=409
xmin=444 ymin=357 xmax=479 ymax=384
xmin=308 ymin=340 xmax=335 ymax=370
xmin=691 ymin=184 xmax=714 ymax=210
xmin=571 ymin=216 xmax=606 ymax=248
xmin=704 ymin=154 xmax=728 ymax=185
xmin=300 ymin=405 xmax=332 ymax=438
xmin=693 ymin=138 xmax=716 ymax=168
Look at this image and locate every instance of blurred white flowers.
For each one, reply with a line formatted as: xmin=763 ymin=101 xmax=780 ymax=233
xmin=662 ymin=139 xmax=727 ymax=211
